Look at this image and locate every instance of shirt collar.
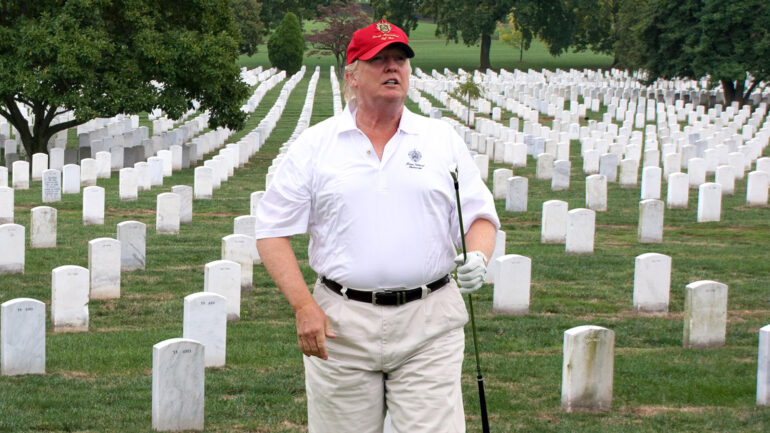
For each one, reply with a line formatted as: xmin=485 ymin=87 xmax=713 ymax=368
xmin=339 ymin=101 xmax=420 ymax=136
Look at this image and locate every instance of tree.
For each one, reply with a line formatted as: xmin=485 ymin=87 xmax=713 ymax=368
xmin=637 ymin=0 xmax=770 ymax=105
xmin=0 ymin=0 xmax=249 ymax=157
xmin=260 ymin=0 xmax=318 ymax=32
xmin=267 ymin=12 xmax=305 ymax=75
xmin=497 ymin=13 xmax=533 ymax=62
xmin=306 ymin=1 xmax=371 ymax=77
xmin=231 ymin=0 xmax=265 ymax=57
xmin=422 ymin=0 xmax=516 ymax=70
xmin=371 ymin=0 xmax=420 ymax=36
xmin=453 ymin=73 xmax=481 ymax=125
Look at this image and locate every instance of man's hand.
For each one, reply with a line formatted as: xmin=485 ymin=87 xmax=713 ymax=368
xmin=295 ymin=301 xmax=336 ymax=360
xmin=454 ymin=250 xmax=488 ymax=294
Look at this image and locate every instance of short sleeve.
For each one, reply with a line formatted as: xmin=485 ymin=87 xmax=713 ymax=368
xmin=254 ymin=135 xmax=314 ymax=239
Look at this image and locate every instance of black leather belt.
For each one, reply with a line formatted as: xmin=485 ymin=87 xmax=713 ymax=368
xmin=321 ymin=274 xmax=451 ymax=306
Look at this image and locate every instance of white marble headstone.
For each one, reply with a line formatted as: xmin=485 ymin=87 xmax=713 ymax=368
xmin=156 ymin=192 xmax=181 ymax=234
xmin=234 ymin=215 xmax=259 ymax=264
xmin=633 ymin=253 xmax=671 ymax=313
xmin=119 ymin=167 xmax=138 ymax=201
xmin=492 ymin=254 xmax=531 ymax=315
xmin=51 ymin=265 xmax=89 ymax=333
xmin=88 ymin=237 xmax=121 ymax=299
xmin=62 ymin=164 xmax=80 ymax=194
xmin=505 ymin=176 xmax=527 ymax=212
xmin=551 ymin=160 xmax=570 ymax=191
xmin=541 ymin=200 xmax=568 ymax=244
xmin=638 ymin=199 xmax=664 ymax=243
xmin=30 ymin=206 xmax=57 ymax=248
xmin=565 ymin=209 xmax=595 ymax=255
xmin=492 ymin=168 xmax=513 ymax=199
xmin=585 ymin=174 xmax=607 ymax=211
xmin=683 ymin=280 xmax=728 ymax=349
xmin=31 ymin=153 xmax=48 ymax=180
xmin=714 ymin=165 xmax=735 ymax=195
xmin=536 ymin=153 xmax=554 ymax=180
xmin=697 ymin=183 xmax=722 ymax=222
xmin=41 ymin=169 xmax=61 ymax=203
xmin=561 ymin=325 xmax=614 ymax=412
xmin=80 ymin=158 xmax=98 ymax=186
xmin=0 ymin=223 xmax=24 ymax=274
xmin=0 ymin=186 xmax=13 ymax=224
xmin=1 ymin=298 xmax=45 ymax=376
xmin=152 ymin=338 xmax=205 ymax=431
xmin=618 ymin=159 xmax=639 ymax=188
xmin=11 ymin=160 xmax=29 ymax=190
xmin=194 ymin=166 xmax=213 ymax=199
xmin=171 ymin=185 xmax=193 ymax=224
xmin=83 ymin=186 xmax=105 ymax=225
xmin=666 ymin=172 xmax=689 ymax=209
xmin=204 ymin=260 xmax=241 ymax=322
xmin=183 ymin=292 xmax=227 ymax=367
xmin=746 ymin=171 xmax=769 ymax=207
xmin=758 ymin=325 xmax=770 ymax=406
xmin=222 ymin=234 xmax=253 ymax=291
xmin=640 ymin=166 xmax=662 ymax=200
xmin=117 ymin=221 xmax=146 ymax=271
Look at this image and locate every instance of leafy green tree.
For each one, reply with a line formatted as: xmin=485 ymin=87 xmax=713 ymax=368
xmin=371 ymin=0 xmax=420 ymax=35
xmin=612 ymin=0 xmax=648 ymax=69
xmin=497 ymin=13 xmax=533 ymax=62
xmin=422 ymin=0 xmax=516 ymax=70
xmin=638 ymin=0 xmax=770 ymax=104
xmin=231 ymin=0 xmax=265 ymax=56
xmin=306 ymin=1 xmax=371 ymax=77
xmin=260 ymin=0 xmax=320 ymax=32
xmin=0 ymin=0 xmax=248 ymax=157
xmin=453 ymin=73 xmax=481 ymax=125
xmin=267 ymin=12 xmax=305 ymax=75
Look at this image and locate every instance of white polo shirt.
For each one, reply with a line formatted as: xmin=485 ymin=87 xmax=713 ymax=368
xmin=255 ymin=104 xmax=499 ymax=289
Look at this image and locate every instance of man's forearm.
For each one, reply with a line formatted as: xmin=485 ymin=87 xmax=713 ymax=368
xmin=464 ymin=218 xmax=497 ymax=262
xmin=257 ymin=237 xmax=314 ymax=312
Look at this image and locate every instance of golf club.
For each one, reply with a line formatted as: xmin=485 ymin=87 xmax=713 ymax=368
xmin=449 ymin=164 xmax=490 ymax=433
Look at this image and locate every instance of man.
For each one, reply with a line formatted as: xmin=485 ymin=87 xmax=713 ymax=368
xmin=255 ymin=19 xmax=499 ymax=433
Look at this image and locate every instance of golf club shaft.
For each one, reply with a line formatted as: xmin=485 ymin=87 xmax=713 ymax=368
xmin=452 ymin=174 xmax=490 ymax=433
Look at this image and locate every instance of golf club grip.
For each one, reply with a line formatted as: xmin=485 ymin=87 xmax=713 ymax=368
xmin=477 ymin=375 xmax=490 ymax=433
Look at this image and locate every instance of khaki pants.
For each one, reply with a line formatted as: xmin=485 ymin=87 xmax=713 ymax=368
xmin=305 ymin=278 xmax=469 ymax=433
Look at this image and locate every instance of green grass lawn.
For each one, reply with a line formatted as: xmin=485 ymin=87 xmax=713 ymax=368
xmin=241 ymin=19 xmax=614 ymax=73
xmin=0 ymin=30 xmax=768 ymax=432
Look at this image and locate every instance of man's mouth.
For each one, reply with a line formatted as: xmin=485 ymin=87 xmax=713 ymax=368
xmin=383 ymin=79 xmax=398 ymax=85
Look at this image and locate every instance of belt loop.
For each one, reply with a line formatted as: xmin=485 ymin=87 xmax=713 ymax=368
xmin=421 ymin=285 xmax=431 ymax=299
xmin=340 ymin=287 xmax=349 ymax=301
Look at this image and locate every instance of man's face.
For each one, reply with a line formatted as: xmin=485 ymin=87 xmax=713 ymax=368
xmin=350 ymin=46 xmax=410 ymax=106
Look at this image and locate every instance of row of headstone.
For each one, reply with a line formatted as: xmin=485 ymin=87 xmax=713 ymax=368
xmin=150 ymin=66 xmax=286 ymax=432
xmin=492 ymin=251 xmax=673 ymax=315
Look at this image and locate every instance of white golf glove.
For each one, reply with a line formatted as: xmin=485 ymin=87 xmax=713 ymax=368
xmin=454 ymin=251 xmax=488 ymax=294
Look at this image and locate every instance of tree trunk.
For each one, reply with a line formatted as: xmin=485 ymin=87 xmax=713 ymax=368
xmin=721 ymin=79 xmax=751 ymax=106
xmin=519 ymin=44 xmax=523 ymax=62
xmin=479 ymin=33 xmax=492 ymax=71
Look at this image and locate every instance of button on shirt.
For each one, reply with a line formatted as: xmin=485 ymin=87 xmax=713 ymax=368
xmin=255 ymin=105 xmax=499 ymax=290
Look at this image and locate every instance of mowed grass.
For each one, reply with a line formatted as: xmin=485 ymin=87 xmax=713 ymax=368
xmin=241 ymin=19 xmax=614 ymax=73
xmin=0 ymin=39 xmax=769 ymax=433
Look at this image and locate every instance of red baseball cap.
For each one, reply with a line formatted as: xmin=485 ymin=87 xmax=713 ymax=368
xmin=346 ymin=20 xmax=415 ymax=65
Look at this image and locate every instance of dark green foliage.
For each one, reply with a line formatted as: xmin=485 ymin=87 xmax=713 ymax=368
xmin=231 ymin=0 xmax=265 ymax=56
xmin=267 ymin=12 xmax=305 ymax=75
xmin=637 ymin=0 xmax=770 ymax=104
xmin=371 ymin=0 xmax=420 ymax=35
xmin=0 ymin=0 xmax=248 ymax=157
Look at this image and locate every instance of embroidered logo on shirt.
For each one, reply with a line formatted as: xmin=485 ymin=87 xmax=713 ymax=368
xmin=406 ymin=149 xmax=424 ymax=169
